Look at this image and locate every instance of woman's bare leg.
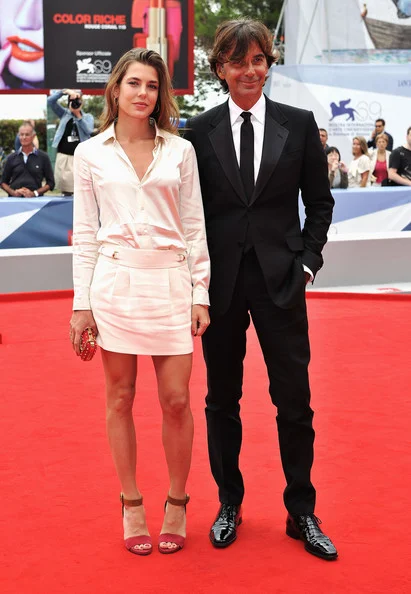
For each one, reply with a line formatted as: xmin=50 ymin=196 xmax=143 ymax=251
xmin=152 ymin=353 xmax=193 ymax=549
xmin=101 ymin=349 xmax=150 ymax=550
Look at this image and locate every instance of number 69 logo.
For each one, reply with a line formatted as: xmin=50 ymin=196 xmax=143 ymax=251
xmin=93 ymin=60 xmax=112 ymax=74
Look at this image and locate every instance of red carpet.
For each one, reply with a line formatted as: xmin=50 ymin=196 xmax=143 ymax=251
xmin=1 ymin=292 xmax=410 ymax=593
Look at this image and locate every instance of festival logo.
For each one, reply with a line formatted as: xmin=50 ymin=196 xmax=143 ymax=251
xmin=329 ymin=99 xmax=358 ymax=121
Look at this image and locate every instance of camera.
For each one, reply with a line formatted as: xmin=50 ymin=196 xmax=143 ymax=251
xmin=69 ymin=97 xmax=82 ymax=110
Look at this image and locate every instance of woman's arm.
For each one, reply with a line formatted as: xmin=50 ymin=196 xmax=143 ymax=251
xmin=360 ymin=170 xmax=369 ymax=187
xmin=178 ymin=142 xmax=210 ymax=307
xmin=340 ymin=170 xmax=348 ymax=189
xmin=72 ymin=144 xmax=101 ymax=310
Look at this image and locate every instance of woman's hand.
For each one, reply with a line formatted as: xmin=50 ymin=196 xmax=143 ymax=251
xmin=191 ymin=305 xmax=210 ymax=337
xmin=69 ymin=310 xmax=98 ymax=356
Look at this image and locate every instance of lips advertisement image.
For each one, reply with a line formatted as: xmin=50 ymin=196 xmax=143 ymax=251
xmin=0 ymin=0 xmax=193 ymax=93
xmin=0 ymin=0 xmax=45 ymax=90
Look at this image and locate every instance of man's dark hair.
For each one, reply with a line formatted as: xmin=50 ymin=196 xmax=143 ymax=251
xmin=375 ymin=118 xmax=386 ymax=126
xmin=319 ymin=128 xmax=328 ymax=135
xmin=209 ymin=19 xmax=278 ymax=93
xmin=407 ymin=126 xmax=411 ymax=135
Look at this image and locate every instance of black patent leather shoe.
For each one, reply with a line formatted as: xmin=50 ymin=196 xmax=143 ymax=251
xmin=209 ymin=504 xmax=242 ymax=548
xmin=286 ymin=514 xmax=338 ymax=560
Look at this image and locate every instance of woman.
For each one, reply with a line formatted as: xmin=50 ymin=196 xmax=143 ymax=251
xmin=348 ymin=136 xmax=371 ymax=188
xmin=69 ymin=48 xmax=210 ymax=556
xmin=369 ymin=133 xmax=391 ymax=186
xmin=326 ymin=146 xmax=348 ymax=189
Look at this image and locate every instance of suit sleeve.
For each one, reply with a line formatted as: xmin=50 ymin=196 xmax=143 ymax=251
xmin=300 ymin=112 xmax=334 ymax=276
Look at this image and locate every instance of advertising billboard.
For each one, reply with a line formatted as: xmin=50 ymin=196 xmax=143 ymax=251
xmin=0 ymin=0 xmax=193 ymax=94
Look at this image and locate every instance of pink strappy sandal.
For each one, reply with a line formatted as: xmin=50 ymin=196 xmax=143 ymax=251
xmin=120 ymin=493 xmax=152 ymax=556
xmin=158 ymin=494 xmax=190 ymax=554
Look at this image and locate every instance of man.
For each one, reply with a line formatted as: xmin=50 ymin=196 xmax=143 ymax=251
xmin=367 ymin=118 xmax=394 ymax=151
xmin=48 ymin=89 xmax=94 ymax=195
xmin=14 ymin=119 xmax=39 ymax=152
xmin=319 ymin=128 xmax=329 ymax=151
xmin=388 ymin=126 xmax=411 ymax=186
xmin=1 ymin=121 xmax=54 ymax=197
xmin=185 ymin=19 xmax=337 ymax=560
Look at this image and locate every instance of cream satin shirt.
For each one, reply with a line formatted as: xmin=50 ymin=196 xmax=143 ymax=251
xmin=72 ymin=122 xmax=210 ymax=310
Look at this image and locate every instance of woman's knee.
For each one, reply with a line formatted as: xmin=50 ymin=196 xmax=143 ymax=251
xmin=106 ymin=384 xmax=135 ymax=415
xmin=161 ymin=388 xmax=190 ymax=419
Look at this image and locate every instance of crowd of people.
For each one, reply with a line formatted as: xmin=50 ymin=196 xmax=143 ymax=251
xmin=2 ymin=110 xmax=411 ymax=198
xmin=0 ymin=89 xmax=94 ymax=197
xmin=319 ymin=120 xmax=411 ymax=189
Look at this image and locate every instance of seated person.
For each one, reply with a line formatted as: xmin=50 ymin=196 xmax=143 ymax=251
xmin=326 ymin=146 xmax=348 ymax=188
xmin=388 ymin=126 xmax=411 ymax=187
xmin=1 ymin=121 xmax=55 ymax=197
xmin=369 ymin=133 xmax=390 ymax=186
xmin=348 ymin=136 xmax=371 ymax=188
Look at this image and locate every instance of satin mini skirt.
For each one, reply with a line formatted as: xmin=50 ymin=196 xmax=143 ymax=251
xmin=90 ymin=245 xmax=193 ymax=355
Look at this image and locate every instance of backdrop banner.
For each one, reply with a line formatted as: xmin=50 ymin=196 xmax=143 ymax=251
xmin=284 ymin=0 xmax=411 ymax=65
xmin=0 ymin=0 xmax=193 ymax=94
xmin=267 ymin=63 xmax=411 ymax=163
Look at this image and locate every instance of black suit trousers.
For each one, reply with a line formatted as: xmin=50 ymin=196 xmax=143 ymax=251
xmin=202 ymin=248 xmax=316 ymax=515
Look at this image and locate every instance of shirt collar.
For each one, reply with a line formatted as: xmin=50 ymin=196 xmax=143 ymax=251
xmin=100 ymin=119 xmax=167 ymax=146
xmin=18 ymin=146 xmax=37 ymax=156
xmin=228 ymin=94 xmax=266 ymax=127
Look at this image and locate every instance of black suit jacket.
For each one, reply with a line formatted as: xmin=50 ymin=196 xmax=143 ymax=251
xmin=186 ymin=96 xmax=334 ymax=315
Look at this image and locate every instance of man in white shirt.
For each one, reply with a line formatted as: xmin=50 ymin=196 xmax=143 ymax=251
xmin=185 ymin=18 xmax=337 ymax=560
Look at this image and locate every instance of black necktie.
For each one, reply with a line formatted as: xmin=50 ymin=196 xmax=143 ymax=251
xmin=240 ymin=111 xmax=254 ymax=202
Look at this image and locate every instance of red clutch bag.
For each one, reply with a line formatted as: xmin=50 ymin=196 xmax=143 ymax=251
xmin=79 ymin=327 xmax=97 ymax=361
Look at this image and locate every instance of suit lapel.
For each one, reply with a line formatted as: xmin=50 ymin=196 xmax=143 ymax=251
xmin=208 ymin=102 xmax=248 ymax=205
xmin=251 ymin=98 xmax=289 ymax=205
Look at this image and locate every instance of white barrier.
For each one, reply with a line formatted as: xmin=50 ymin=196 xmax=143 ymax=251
xmin=0 ymin=247 xmax=73 ymax=294
xmin=1 ymin=233 xmax=411 ymax=294
xmin=310 ymin=232 xmax=411 ymax=289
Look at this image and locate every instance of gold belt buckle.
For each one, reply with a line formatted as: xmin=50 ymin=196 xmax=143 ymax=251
xmin=112 ymin=251 xmax=119 ymax=260
xmin=177 ymin=253 xmax=186 ymax=261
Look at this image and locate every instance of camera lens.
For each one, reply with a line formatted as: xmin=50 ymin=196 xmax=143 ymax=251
xmin=70 ymin=98 xmax=82 ymax=109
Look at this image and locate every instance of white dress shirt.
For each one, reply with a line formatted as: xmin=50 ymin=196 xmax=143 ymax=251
xmin=72 ymin=122 xmax=210 ymax=310
xmin=228 ymin=95 xmax=313 ymax=280
xmin=229 ymin=94 xmax=266 ymax=182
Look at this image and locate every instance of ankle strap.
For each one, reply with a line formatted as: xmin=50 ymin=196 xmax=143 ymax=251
xmin=166 ymin=494 xmax=190 ymax=507
xmin=120 ymin=493 xmax=143 ymax=508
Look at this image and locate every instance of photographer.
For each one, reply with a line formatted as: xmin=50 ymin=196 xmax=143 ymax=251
xmin=48 ymin=89 xmax=94 ymax=195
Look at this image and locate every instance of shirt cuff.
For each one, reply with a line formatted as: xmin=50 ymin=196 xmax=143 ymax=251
xmin=73 ymin=288 xmax=91 ymax=310
xmin=192 ymin=287 xmax=210 ymax=306
xmin=303 ymin=264 xmax=314 ymax=283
